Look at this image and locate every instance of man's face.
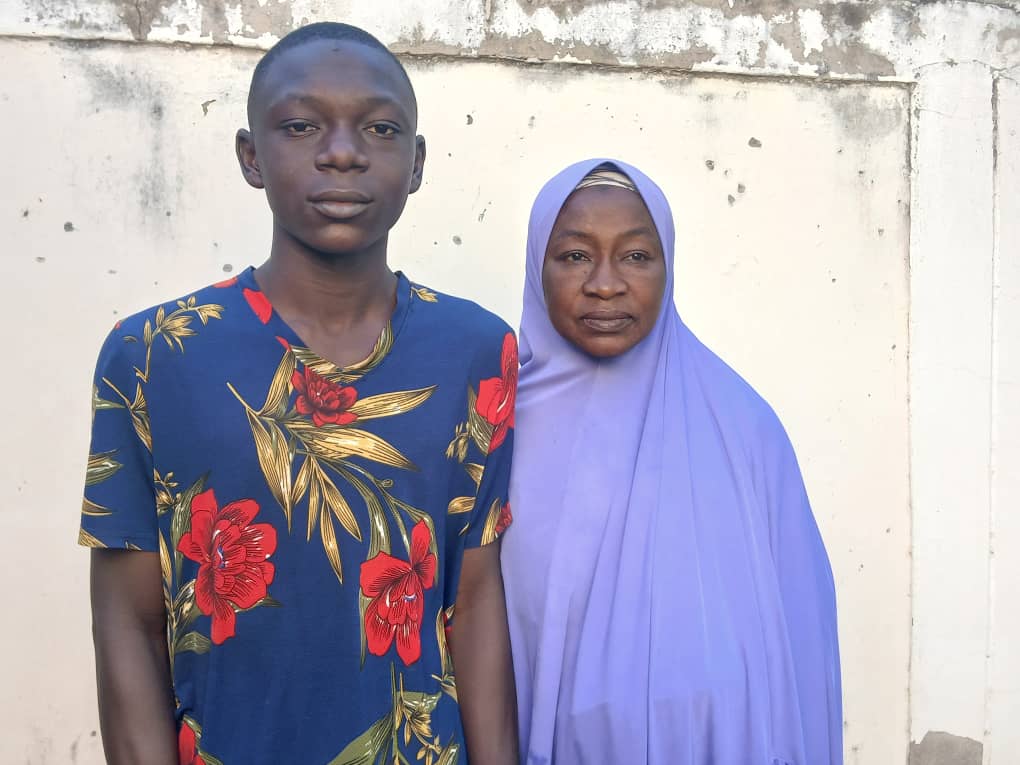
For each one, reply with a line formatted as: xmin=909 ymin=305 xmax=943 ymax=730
xmin=239 ymin=40 xmax=425 ymax=258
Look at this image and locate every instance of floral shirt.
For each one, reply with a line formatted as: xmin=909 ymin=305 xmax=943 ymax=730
xmin=80 ymin=268 xmax=516 ymax=765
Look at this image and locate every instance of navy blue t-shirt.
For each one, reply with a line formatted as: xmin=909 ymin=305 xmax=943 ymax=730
xmin=80 ymin=268 xmax=517 ymax=764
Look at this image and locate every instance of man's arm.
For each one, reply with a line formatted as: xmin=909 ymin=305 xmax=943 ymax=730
xmin=91 ymin=548 xmax=177 ymax=764
xmin=449 ymin=542 xmax=520 ymax=765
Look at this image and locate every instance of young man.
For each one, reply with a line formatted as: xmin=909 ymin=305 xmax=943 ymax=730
xmin=81 ymin=23 xmax=518 ymax=764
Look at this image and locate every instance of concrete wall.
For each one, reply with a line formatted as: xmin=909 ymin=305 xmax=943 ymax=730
xmin=0 ymin=1 xmax=1017 ymax=764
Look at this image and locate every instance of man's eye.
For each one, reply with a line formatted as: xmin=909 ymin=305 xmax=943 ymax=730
xmin=368 ymin=124 xmax=399 ymax=136
xmin=283 ymin=121 xmax=315 ymax=135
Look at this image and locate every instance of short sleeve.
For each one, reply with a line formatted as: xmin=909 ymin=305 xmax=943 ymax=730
xmin=461 ymin=330 xmax=517 ymax=550
xmin=79 ymin=327 xmax=158 ymax=551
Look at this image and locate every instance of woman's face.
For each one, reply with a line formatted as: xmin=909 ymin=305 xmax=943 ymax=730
xmin=542 ymin=186 xmax=667 ymax=358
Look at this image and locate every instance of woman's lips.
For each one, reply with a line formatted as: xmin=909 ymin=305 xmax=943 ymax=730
xmin=580 ymin=312 xmax=634 ymax=332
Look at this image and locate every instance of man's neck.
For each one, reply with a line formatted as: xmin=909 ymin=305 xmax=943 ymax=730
xmin=255 ymin=231 xmax=397 ymax=335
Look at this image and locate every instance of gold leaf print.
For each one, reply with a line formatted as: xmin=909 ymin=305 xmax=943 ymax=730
xmin=326 ymin=714 xmax=391 ymax=765
xmin=339 ymin=467 xmax=390 ymax=558
xmin=174 ymin=631 xmax=212 ymax=655
xmin=463 ymin=462 xmax=484 ymax=489
xmin=92 ymin=384 xmax=123 ymax=422
xmin=154 ymin=470 xmax=178 ymax=517
xmin=135 ymin=299 xmax=224 ymax=382
xmin=447 ymin=496 xmax=474 ymax=515
xmin=259 ymin=347 xmax=296 ymax=419
xmin=292 ymin=454 xmax=312 ymax=509
xmin=78 ymin=528 xmax=106 ymax=548
xmin=320 ymin=501 xmax=344 ymax=584
xmin=306 ymin=464 xmax=321 ymax=541
xmin=129 ymin=383 xmax=153 ymax=451
xmin=100 ymin=378 xmax=152 ymax=452
xmin=445 ymin=424 xmax=469 ymax=463
xmin=158 ymin=531 xmax=172 ymax=595
xmin=290 ymin=324 xmax=393 ymax=385
xmin=317 ymin=462 xmax=362 ymax=542
xmin=243 ymin=408 xmax=295 ymax=529
xmin=466 ymin=387 xmax=493 ymax=456
xmin=480 ymin=498 xmax=504 ymax=546
xmin=171 ymin=474 xmax=207 ymax=582
xmin=347 ymin=386 xmax=436 ymax=421
xmin=436 ymin=741 xmax=460 ymax=765
xmin=82 ymin=497 xmax=112 ymax=517
xmin=433 ymin=607 xmax=457 ymax=702
xmin=85 ymin=450 xmax=122 ymax=486
xmin=412 ymin=286 xmax=438 ymax=303
xmin=286 ymin=420 xmax=417 ymax=471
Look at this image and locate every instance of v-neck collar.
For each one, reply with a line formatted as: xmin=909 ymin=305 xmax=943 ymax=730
xmin=234 ymin=266 xmax=412 ymax=382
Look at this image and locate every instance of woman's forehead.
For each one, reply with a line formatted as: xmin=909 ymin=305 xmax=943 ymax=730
xmin=553 ymin=186 xmax=657 ymax=229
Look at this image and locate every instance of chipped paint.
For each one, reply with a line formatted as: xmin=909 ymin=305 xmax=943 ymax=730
xmin=799 ymin=8 xmax=827 ymax=57
xmin=908 ymin=731 xmax=983 ymax=765
xmin=3 ymin=0 xmax=1018 ymax=80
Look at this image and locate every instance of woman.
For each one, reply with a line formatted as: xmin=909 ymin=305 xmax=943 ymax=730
xmin=501 ymin=159 xmax=842 ymax=765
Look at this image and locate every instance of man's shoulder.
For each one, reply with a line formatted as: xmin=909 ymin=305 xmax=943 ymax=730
xmin=103 ymin=276 xmax=239 ymax=339
xmin=94 ymin=276 xmax=238 ymax=369
xmin=406 ymin=280 xmax=514 ymax=347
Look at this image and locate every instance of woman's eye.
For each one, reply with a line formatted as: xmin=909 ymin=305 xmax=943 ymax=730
xmin=283 ymin=121 xmax=315 ymax=135
xmin=368 ymin=124 xmax=400 ymax=136
xmin=625 ymin=251 xmax=650 ymax=262
xmin=564 ymin=251 xmax=588 ymax=263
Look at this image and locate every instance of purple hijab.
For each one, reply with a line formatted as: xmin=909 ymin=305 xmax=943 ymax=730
xmin=500 ymin=159 xmax=842 ymax=765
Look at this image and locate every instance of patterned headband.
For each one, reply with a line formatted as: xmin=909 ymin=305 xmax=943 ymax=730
xmin=573 ymin=167 xmax=639 ymax=193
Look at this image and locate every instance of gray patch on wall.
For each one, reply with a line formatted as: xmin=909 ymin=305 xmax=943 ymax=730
xmin=908 ymin=731 xmax=982 ymax=765
xmin=109 ymin=0 xmax=165 ymax=41
xmin=75 ymin=57 xmax=173 ymax=219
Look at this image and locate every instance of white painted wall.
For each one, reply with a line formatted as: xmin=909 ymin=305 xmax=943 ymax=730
xmin=988 ymin=71 xmax=1020 ymax=765
xmin=0 ymin=1 xmax=1018 ymax=763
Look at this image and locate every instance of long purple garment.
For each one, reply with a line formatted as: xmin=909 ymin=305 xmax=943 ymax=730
xmin=500 ymin=159 xmax=842 ymax=765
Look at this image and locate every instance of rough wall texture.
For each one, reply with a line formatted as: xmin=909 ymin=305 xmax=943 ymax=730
xmin=5 ymin=0 xmax=1020 ymax=78
xmin=1 ymin=2 xmax=1018 ymax=764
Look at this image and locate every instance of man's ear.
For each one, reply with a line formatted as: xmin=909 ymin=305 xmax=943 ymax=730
xmin=236 ymin=128 xmax=264 ymax=189
xmin=409 ymin=135 xmax=426 ymax=194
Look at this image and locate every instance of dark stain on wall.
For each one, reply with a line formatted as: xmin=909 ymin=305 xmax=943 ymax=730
xmin=908 ymin=731 xmax=982 ymax=765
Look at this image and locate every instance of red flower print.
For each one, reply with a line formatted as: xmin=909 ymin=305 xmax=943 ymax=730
xmin=495 ymin=501 xmax=513 ymax=536
xmin=178 ymin=723 xmax=205 ymax=765
xmin=213 ymin=276 xmax=238 ymax=288
xmin=475 ymin=332 xmax=518 ymax=452
xmin=291 ymin=367 xmax=359 ymax=427
xmin=178 ymin=489 xmax=277 ymax=645
xmin=360 ymin=520 xmax=437 ymax=666
xmin=443 ymin=608 xmax=454 ymax=643
xmin=243 ymin=287 xmax=272 ymax=324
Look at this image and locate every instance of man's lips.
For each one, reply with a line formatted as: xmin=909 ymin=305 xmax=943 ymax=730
xmin=309 ymin=190 xmax=372 ymax=220
xmin=580 ymin=311 xmax=634 ymax=332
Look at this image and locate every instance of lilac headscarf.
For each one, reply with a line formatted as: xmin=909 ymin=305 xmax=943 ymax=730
xmin=500 ymin=159 xmax=842 ymax=765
